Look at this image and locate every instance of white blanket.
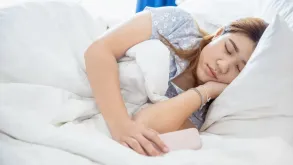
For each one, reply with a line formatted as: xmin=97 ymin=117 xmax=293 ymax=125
xmin=0 ymin=2 xmax=293 ymax=165
xmin=1 ymin=82 xmax=293 ymax=165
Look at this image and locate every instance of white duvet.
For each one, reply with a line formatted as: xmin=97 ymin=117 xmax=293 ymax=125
xmin=1 ymin=82 xmax=293 ymax=165
xmin=0 ymin=2 xmax=293 ymax=165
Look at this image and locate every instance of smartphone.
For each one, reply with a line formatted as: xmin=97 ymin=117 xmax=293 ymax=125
xmin=159 ymin=128 xmax=202 ymax=151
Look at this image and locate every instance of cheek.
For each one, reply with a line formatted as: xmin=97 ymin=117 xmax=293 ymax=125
xmin=196 ymin=46 xmax=217 ymax=83
xmin=196 ymin=65 xmax=204 ymax=83
xmin=196 ymin=54 xmax=210 ymax=84
xmin=197 ymin=51 xmax=208 ymax=70
xmin=200 ymin=45 xmax=218 ymax=63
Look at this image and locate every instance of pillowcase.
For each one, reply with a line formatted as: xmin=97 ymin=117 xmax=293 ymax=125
xmin=178 ymin=0 xmax=261 ymax=33
xmin=200 ymin=15 xmax=293 ymax=146
xmin=261 ymin=0 xmax=293 ymax=29
xmin=0 ymin=1 xmax=96 ymax=97
xmin=178 ymin=0 xmax=293 ymax=32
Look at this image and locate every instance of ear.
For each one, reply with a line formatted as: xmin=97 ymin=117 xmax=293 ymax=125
xmin=212 ymin=27 xmax=225 ymax=40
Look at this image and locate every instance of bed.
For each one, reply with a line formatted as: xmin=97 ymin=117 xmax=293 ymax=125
xmin=0 ymin=1 xmax=293 ymax=165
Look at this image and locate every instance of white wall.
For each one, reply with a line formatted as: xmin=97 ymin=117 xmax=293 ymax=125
xmin=0 ymin=0 xmax=137 ymax=22
xmin=0 ymin=0 xmax=78 ymax=7
xmin=80 ymin=0 xmax=136 ymax=19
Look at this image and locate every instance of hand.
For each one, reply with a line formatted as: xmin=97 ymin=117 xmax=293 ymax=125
xmin=200 ymin=81 xmax=228 ymax=100
xmin=109 ymin=119 xmax=169 ymax=156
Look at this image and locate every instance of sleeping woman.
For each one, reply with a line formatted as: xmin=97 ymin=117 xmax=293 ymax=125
xmin=84 ymin=6 xmax=268 ymax=156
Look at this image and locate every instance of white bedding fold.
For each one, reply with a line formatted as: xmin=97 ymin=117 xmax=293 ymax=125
xmin=1 ymin=2 xmax=293 ymax=165
xmin=1 ymin=82 xmax=293 ymax=165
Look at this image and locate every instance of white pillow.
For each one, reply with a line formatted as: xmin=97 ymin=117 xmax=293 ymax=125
xmin=261 ymin=0 xmax=293 ymax=29
xmin=0 ymin=1 xmax=96 ymax=97
xmin=178 ymin=0 xmax=293 ymax=32
xmin=201 ymin=15 xmax=293 ymax=146
xmin=178 ymin=0 xmax=261 ymax=33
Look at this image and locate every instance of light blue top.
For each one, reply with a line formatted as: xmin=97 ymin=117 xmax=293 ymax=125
xmin=144 ymin=6 xmax=208 ymax=129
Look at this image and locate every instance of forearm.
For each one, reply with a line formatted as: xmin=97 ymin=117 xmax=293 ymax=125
xmin=85 ymin=42 xmax=130 ymax=127
xmin=133 ymin=88 xmax=205 ymax=133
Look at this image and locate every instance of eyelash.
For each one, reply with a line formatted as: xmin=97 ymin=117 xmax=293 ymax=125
xmin=225 ymin=43 xmax=241 ymax=72
xmin=225 ymin=43 xmax=232 ymax=55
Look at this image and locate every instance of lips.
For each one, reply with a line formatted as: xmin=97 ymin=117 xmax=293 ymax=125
xmin=207 ymin=65 xmax=217 ymax=79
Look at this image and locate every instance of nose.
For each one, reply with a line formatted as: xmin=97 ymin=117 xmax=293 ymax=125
xmin=216 ymin=59 xmax=234 ymax=74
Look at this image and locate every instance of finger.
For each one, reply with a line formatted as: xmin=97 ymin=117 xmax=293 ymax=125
xmin=143 ymin=129 xmax=169 ymax=153
xmin=121 ymin=142 xmax=129 ymax=148
xmin=148 ymin=129 xmax=167 ymax=153
xmin=149 ymin=128 xmax=159 ymax=135
xmin=135 ymin=134 xmax=160 ymax=156
xmin=125 ymin=137 xmax=147 ymax=156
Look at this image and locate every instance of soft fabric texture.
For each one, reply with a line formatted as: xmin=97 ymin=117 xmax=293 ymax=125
xmin=178 ymin=0 xmax=293 ymax=32
xmin=201 ymin=15 xmax=293 ymax=146
xmin=1 ymin=1 xmax=293 ymax=165
xmin=0 ymin=1 xmax=96 ymax=97
xmin=0 ymin=0 xmax=174 ymax=136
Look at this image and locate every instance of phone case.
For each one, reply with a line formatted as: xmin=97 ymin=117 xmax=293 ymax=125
xmin=159 ymin=128 xmax=202 ymax=151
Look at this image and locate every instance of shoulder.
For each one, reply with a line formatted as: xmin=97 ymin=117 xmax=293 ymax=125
xmin=143 ymin=6 xmax=202 ymax=42
xmin=144 ymin=6 xmax=194 ymax=23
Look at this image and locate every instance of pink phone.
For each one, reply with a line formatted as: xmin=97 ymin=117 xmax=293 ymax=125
xmin=159 ymin=128 xmax=202 ymax=151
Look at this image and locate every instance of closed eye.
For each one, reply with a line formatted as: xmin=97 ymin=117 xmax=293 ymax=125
xmin=225 ymin=43 xmax=231 ymax=55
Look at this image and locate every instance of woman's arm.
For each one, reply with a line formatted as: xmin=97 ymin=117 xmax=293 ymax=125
xmin=85 ymin=11 xmax=151 ymax=127
xmin=133 ymin=87 xmax=207 ymax=133
xmin=84 ymin=11 xmax=167 ymax=156
xmin=133 ymin=81 xmax=228 ymax=133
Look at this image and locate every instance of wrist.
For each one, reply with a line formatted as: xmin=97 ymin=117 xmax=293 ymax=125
xmin=189 ymin=86 xmax=208 ymax=108
xmin=105 ymin=114 xmax=132 ymax=128
xmin=196 ymin=85 xmax=212 ymax=103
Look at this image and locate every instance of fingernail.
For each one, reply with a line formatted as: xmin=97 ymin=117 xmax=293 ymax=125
xmin=163 ymin=147 xmax=169 ymax=152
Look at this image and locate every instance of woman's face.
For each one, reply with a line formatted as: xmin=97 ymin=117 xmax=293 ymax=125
xmin=196 ymin=30 xmax=255 ymax=84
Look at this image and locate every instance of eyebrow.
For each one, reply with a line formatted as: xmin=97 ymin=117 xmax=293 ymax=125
xmin=228 ymin=38 xmax=239 ymax=53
